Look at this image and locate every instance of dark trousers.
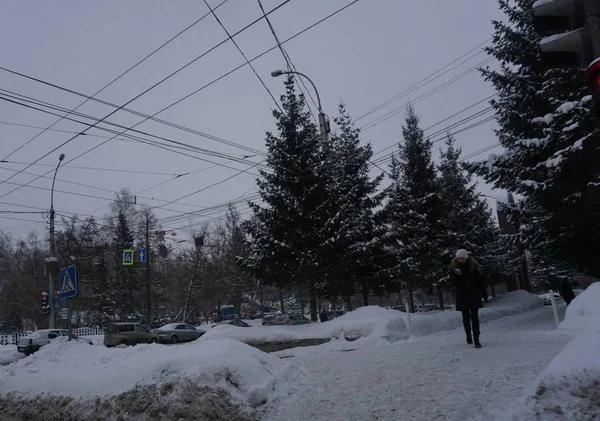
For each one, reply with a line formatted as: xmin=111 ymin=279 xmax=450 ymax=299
xmin=462 ymin=308 xmax=480 ymax=338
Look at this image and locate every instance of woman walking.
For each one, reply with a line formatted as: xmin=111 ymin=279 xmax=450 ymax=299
xmin=450 ymin=249 xmax=488 ymax=348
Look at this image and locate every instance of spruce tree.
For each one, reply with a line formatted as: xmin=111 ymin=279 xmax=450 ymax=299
xmin=242 ymin=77 xmax=331 ymax=321
xmin=468 ymin=0 xmax=600 ymax=276
xmin=318 ymin=103 xmax=385 ymax=306
xmin=379 ymin=106 xmax=443 ymax=312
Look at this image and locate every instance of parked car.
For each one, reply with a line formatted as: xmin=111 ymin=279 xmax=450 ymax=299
xmin=211 ymin=319 xmax=251 ymax=328
xmin=153 ymin=323 xmax=205 ymax=344
xmin=103 ymin=322 xmax=159 ymax=347
xmin=262 ymin=314 xmax=278 ymax=326
xmin=326 ymin=310 xmax=345 ymax=320
xmin=17 ymin=329 xmax=92 ymax=356
xmin=275 ymin=314 xmax=310 ymax=325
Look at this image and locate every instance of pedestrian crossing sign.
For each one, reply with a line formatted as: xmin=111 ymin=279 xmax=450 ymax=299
xmin=123 ymin=249 xmax=134 ymax=266
xmin=59 ymin=265 xmax=78 ymax=299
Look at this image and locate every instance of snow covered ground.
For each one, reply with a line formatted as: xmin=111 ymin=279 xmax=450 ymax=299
xmin=203 ymin=291 xmax=542 ymax=357
xmin=505 ymin=282 xmax=600 ymax=421
xmin=261 ymin=303 xmax=571 ymax=421
xmin=0 ymin=336 xmax=299 ymax=420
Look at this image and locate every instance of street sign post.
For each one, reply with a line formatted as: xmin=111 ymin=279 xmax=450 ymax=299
xmin=123 ymin=249 xmax=134 ymax=266
xmin=138 ymin=248 xmax=147 ymax=263
xmin=59 ymin=265 xmax=78 ymax=340
xmin=59 ymin=265 xmax=78 ymax=299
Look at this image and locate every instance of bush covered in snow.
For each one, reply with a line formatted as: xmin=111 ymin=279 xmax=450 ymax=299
xmin=510 ymin=282 xmax=600 ymax=421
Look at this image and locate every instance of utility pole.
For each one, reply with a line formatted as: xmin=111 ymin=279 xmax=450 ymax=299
xmin=47 ymin=153 xmax=65 ymax=329
xmin=145 ymin=214 xmax=151 ymax=328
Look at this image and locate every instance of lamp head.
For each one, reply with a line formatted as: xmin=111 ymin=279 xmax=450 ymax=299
xmin=271 ymin=70 xmax=286 ymax=78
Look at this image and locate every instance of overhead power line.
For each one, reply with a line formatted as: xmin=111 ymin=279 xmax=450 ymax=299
xmin=360 ymin=57 xmax=493 ymax=131
xmin=204 ymin=0 xmax=283 ymax=112
xmin=256 ymin=0 xmax=319 ymax=120
xmin=0 ymin=90 xmax=266 ymax=171
xmin=0 ymin=0 xmax=360 ymax=168
xmin=355 ymin=38 xmax=491 ymax=122
xmin=370 ymin=95 xmax=496 ymax=161
xmin=0 ymin=0 xmax=361 ymax=232
xmin=0 ymin=0 xmax=292 ymax=199
xmin=0 ymin=0 xmax=231 ymax=163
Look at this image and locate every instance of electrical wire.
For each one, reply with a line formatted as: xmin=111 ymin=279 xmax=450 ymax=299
xmin=355 ymin=38 xmax=491 ymax=122
xmin=204 ymin=0 xmax=283 ymax=112
xmin=0 ymin=0 xmax=360 ymax=167
xmin=256 ymin=0 xmax=319 ymax=121
xmin=0 ymin=89 xmax=265 ymax=167
xmin=0 ymin=0 xmax=292 ymax=199
xmin=0 ymin=0 xmax=362 ymax=234
xmin=0 ymin=0 xmax=231 ymax=163
xmin=360 ymin=58 xmax=493 ymax=131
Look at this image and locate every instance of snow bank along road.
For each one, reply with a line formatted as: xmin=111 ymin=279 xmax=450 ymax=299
xmin=261 ymin=304 xmax=571 ymax=421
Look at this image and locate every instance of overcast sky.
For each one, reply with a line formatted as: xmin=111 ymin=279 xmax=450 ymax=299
xmin=0 ymin=0 xmax=505 ymax=246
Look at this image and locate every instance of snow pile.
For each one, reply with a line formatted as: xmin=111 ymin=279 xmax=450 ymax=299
xmin=204 ymin=291 xmax=542 ymax=357
xmin=558 ymin=281 xmax=600 ymax=332
xmin=0 ymin=336 xmax=297 ymax=409
xmin=510 ymin=283 xmax=600 ymax=421
xmin=0 ymin=344 xmax=20 ymax=364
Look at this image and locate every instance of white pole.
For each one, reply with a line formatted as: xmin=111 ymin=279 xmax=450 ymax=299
xmin=549 ymin=289 xmax=560 ymax=328
xmin=405 ymin=301 xmax=413 ymax=338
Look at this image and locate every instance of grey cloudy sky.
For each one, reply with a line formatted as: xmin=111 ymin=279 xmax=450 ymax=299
xmin=0 ymin=0 xmax=504 ymax=243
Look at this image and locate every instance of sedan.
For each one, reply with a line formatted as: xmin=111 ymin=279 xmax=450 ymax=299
xmin=153 ymin=323 xmax=204 ymax=344
xmin=211 ymin=319 xmax=251 ymax=328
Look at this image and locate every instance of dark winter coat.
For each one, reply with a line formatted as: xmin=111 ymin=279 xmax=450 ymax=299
xmin=319 ymin=310 xmax=328 ymax=323
xmin=558 ymin=279 xmax=575 ymax=305
xmin=450 ymin=256 xmax=487 ymax=311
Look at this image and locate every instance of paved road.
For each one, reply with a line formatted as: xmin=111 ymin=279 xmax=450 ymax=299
xmin=262 ymin=305 xmax=571 ymax=421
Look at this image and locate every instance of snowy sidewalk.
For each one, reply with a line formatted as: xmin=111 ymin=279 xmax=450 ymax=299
xmin=262 ymin=305 xmax=572 ymax=421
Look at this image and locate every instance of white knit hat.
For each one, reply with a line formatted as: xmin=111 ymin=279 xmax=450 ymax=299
xmin=456 ymin=249 xmax=469 ymax=259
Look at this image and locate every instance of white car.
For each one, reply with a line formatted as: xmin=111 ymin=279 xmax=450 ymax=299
xmin=17 ymin=329 xmax=92 ymax=356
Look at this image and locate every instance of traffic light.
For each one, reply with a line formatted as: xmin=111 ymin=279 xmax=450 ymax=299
xmin=41 ymin=292 xmax=50 ymax=315
xmin=585 ymin=57 xmax=600 ymax=117
xmin=532 ymin=0 xmax=600 ymax=69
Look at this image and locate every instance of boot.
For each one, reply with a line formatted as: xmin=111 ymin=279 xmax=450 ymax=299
xmin=474 ymin=337 xmax=482 ymax=349
xmin=462 ymin=311 xmax=472 ymax=344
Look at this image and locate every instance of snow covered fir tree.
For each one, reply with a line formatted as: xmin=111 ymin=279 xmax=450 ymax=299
xmin=468 ymin=0 xmax=600 ymax=280
xmin=378 ymin=106 xmax=445 ymax=312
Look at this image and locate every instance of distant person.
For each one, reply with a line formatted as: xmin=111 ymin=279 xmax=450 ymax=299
xmin=319 ymin=309 xmax=329 ymax=323
xmin=450 ymin=249 xmax=488 ymax=349
xmin=558 ymin=279 xmax=576 ymax=305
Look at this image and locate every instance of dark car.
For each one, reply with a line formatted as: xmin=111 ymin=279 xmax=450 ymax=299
xmin=104 ymin=323 xmax=159 ymax=347
xmin=212 ymin=319 xmax=251 ymax=328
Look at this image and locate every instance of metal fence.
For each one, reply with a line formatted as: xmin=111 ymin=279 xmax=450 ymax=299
xmin=0 ymin=328 xmax=104 ymax=346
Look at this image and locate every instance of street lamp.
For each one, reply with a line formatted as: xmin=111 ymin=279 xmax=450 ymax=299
xmin=271 ymin=70 xmax=330 ymax=143
xmin=47 ymin=153 xmax=65 ymax=328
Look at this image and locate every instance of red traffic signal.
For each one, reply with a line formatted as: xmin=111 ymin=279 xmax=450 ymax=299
xmin=584 ymin=58 xmax=600 ymax=97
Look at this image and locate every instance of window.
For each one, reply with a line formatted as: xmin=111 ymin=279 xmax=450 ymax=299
xmin=135 ymin=325 xmax=149 ymax=333
xmin=105 ymin=324 xmax=119 ymax=334
xmin=184 ymin=325 xmax=196 ymax=331
xmin=175 ymin=325 xmax=186 ymax=330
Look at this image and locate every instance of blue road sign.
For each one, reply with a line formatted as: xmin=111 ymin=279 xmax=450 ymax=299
xmin=59 ymin=265 xmax=78 ymax=299
xmin=138 ymin=248 xmax=147 ymax=263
